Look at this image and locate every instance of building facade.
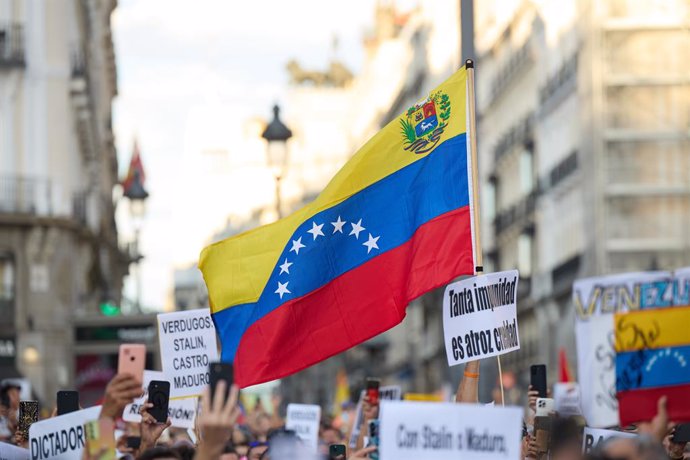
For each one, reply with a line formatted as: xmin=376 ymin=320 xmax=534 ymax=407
xmin=0 ymin=0 xmax=126 ymax=405
xmin=475 ymin=0 xmax=690 ymax=384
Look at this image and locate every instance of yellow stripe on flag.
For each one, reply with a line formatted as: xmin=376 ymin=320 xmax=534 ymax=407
xmin=614 ymin=305 xmax=690 ymax=352
xmin=199 ymin=68 xmax=468 ymax=313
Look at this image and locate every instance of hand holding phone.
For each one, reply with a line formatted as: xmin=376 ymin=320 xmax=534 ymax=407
xmin=118 ymin=344 xmax=146 ymax=384
xmin=366 ymin=378 xmax=380 ymax=406
xmin=530 ymin=364 xmax=547 ymax=398
xmin=57 ymin=390 xmax=79 ymax=416
xmin=147 ymin=380 xmax=170 ymax=424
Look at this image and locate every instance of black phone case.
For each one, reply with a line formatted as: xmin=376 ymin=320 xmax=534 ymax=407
xmin=530 ymin=365 xmax=547 ymax=398
xmin=329 ymin=444 xmax=346 ymax=458
xmin=147 ymin=380 xmax=170 ymax=423
xmin=57 ymin=391 xmax=79 ymax=415
xmin=209 ymin=362 xmax=234 ymax=403
xmin=674 ymin=424 xmax=690 ymax=443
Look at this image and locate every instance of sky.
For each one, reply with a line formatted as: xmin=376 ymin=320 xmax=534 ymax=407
xmin=112 ymin=0 xmax=377 ymax=310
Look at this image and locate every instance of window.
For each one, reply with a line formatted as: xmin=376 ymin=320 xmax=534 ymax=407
xmin=0 ymin=253 xmax=15 ymax=329
xmin=518 ymin=233 xmax=533 ymax=277
xmin=519 ymin=147 xmax=534 ymax=194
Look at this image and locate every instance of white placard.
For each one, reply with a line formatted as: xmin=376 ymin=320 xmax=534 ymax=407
xmin=349 ymin=386 xmax=402 ymax=448
xmin=0 ymin=442 xmax=29 ymax=460
xmin=285 ymin=404 xmax=321 ymax=452
xmin=157 ymin=309 xmax=219 ymax=397
xmin=553 ymin=383 xmax=582 ymax=416
xmin=573 ymin=271 xmax=672 ymax=428
xmin=443 ymin=270 xmax=520 ymax=365
xmin=29 ymin=406 xmax=101 ymax=460
xmin=582 ymin=427 xmax=636 ymax=454
xmin=123 ymin=370 xmax=198 ymax=429
xmin=379 ymin=401 xmax=522 ymax=460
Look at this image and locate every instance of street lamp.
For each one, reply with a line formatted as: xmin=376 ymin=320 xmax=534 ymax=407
xmin=123 ymin=168 xmax=148 ymax=313
xmin=262 ymin=104 xmax=292 ymax=219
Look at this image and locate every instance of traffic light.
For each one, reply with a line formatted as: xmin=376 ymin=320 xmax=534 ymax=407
xmin=99 ymin=301 xmax=120 ymax=316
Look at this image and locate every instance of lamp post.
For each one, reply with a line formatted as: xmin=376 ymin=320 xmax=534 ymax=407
xmin=261 ymin=104 xmax=292 ymax=219
xmin=123 ymin=169 xmax=148 ymax=313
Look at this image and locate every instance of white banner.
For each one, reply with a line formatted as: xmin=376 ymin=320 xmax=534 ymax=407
xmin=443 ymin=270 xmax=520 ymax=365
xmin=157 ymin=309 xmax=219 ymax=397
xmin=553 ymin=383 xmax=582 ymax=417
xmin=285 ymin=404 xmax=321 ymax=452
xmin=582 ymin=427 xmax=636 ymax=454
xmin=379 ymin=401 xmax=522 ymax=460
xmin=573 ymin=271 xmax=673 ymax=427
xmin=0 ymin=442 xmax=29 ymax=460
xmin=349 ymin=386 xmax=402 ymax=448
xmin=123 ymin=370 xmax=197 ymax=429
xmin=29 ymin=406 xmax=101 ymax=460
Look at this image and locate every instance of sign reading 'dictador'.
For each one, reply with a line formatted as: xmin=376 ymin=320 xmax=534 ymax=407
xmin=285 ymin=404 xmax=321 ymax=452
xmin=123 ymin=370 xmax=198 ymax=429
xmin=158 ymin=309 xmax=219 ymax=398
xmin=582 ymin=427 xmax=636 ymax=454
xmin=29 ymin=406 xmax=101 ymax=460
xmin=379 ymin=401 xmax=522 ymax=460
xmin=443 ymin=270 xmax=520 ymax=365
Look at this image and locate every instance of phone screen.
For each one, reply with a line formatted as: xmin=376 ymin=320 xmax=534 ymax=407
xmin=57 ymin=391 xmax=79 ymax=416
xmin=147 ymin=380 xmax=170 ymax=423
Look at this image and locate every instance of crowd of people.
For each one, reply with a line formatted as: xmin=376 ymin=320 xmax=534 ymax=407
xmin=0 ymin=359 xmax=689 ymax=460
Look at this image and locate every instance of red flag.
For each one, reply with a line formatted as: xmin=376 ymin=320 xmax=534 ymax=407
xmin=122 ymin=139 xmax=146 ymax=192
xmin=559 ymin=347 xmax=573 ymax=383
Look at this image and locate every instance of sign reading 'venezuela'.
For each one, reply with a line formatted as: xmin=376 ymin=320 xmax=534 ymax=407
xmin=442 ymin=270 xmax=520 ymax=365
xmin=158 ymin=309 xmax=219 ymax=398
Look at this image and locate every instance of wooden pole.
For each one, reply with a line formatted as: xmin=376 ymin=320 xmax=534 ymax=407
xmin=465 ymin=59 xmax=483 ymax=275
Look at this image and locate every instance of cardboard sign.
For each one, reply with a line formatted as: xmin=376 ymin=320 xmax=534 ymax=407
xmin=28 ymin=406 xmax=101 ymax=460
xmin=443 ymin=270 xmax=520 ymax=365
xmin=158 ymin=309 xmax=219 ymax=397
xmin=582 ymin=427 xmax=636 ymax=454
xmin=285 ymin=404 xmax=321 ymax=452
xmin=379 ymin=401 xmax=522 ymax=460
xmin=123 ymin=370 xmax=198 ymax=429
xmin=0 ymin=442 xmax=29 ymax=460
xmin=573 ymin=270 xmax=680 ymax=427
xmin=349 ymin=386 xmax=401 ymax=448
xmin=553 ymin=383 xmax=582 ymax=416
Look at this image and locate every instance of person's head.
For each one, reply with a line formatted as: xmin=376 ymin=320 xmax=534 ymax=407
xmin=255 ymin=413 xmax=271 ymax=438
xmin=0 ymin=380 xmax=21 ymax=409
xmin=594 ymin=436 xmax=667 ymax=460
xmin=172 ymin=441 xmax=195 ymax=460
xmin=137 ymin=446 xmax=182 ymax=460
xmin=219 ymin=443 xmax=240 ymax=460
xmin=550 ymin=417 xmax=582 ymax=460
xmin=247 ymin=441 xmax=269 ymax=460
xmin=321 ymin=426 xmax=343 ymax=446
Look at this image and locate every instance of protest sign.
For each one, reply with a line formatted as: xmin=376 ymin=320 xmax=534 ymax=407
xmin=572 ymin=270 xmax=687 ymax=427
xmin=0 ymin=442 xmax=29 ymax=460
xmin=443 ymin=270 xmax=520 ymax=365
xmin=379 ymin=401 xmax=522 ymax=460
xmin=403 ymin=393 xmax=444 ymax=402
xmin=582 ymin=427 xmax=636 ymax=454
xmin=123 ymin=370 xmax=198 ymax=429
xmin=158 ymin=309 xmax=219 ymax=397
xmin=553 ymin=383 xmax=582 ymax=416
xmin=28 ymin=406 xmax=101 ymax=460
xmin=285 ymin=404 xmax=321 ymax=452
xmin=349 ymin=385 xmax=401 ymax=448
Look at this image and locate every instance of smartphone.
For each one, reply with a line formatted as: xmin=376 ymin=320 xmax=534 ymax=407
xmin=530 ymin=364 xmax=547 ymax=398
xmin=118 ymin=344 xmax=146 ymax=384
xmin=209 ymin=362 xmax=234 ymax=404
xmin=366 ymin=378 xmax=380 ymax=405
xmin=535 ymin=398 xmax=555 ymax=417
xmin=125 ymin=436 xmax=141 ymax=450
xmin=367 ymin=420 xmax=380 ymax=460
xmin=329 ymin=444 xmax=346 ymax=459
xmin=18 ymin=401 xmax=39 ymax=433
xmin=56 ymin=390 xmax=79 ymax=416
xmin=84 ymin=418 xmax=116 ymax=460
xmin=147 ymin=380 xmax=170 ymax=423
xmin=673 ymin=423 xmax=690 ymax=443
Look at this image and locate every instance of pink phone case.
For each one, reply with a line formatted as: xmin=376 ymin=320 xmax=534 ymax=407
xmin=118 ymin=344 xmax=146 ymax=383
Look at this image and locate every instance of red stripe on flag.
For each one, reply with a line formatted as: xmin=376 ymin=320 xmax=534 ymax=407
xmin=618 ymin=383 xmax=690 ymax=426
xmin=233 ymin=206 xmax=474 ymax=387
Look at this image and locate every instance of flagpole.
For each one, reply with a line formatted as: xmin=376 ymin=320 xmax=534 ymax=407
xmin=466 ymin=59 xmax=483 ymax=275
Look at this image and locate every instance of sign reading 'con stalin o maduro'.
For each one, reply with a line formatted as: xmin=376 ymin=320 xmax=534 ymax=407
xmin=158 ymin=309 xmax=219 ymax=397
xmin=442 ymin=270 xmax=520 ymax=366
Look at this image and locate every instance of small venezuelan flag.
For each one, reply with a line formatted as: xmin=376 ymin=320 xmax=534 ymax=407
xmin=199 ymin=66 xmax=476 ymax=388
xmin=615 ymin=306 xmax=690 ymax=425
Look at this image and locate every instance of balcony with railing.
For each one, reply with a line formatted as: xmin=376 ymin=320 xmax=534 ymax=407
xmin=0 ymin=23 xmax=25 ymax=68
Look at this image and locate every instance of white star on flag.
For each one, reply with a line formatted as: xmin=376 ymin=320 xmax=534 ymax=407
xmin=290 ymin=237 xmax=305 ymax=255
xmin=279 ymin=258 xmax=292 ymax=275
xmin=307 ymin=222 xmax=325 ymax=240
xmin=275 ymin=281 xmax=291 ymax=299
xmin=363 ymin=233 xmax=380 ymax=253
xmin=331 ymin=216 xmax=346 ymax=234
xmin=349 ymin=219 xmax=365 ymax=239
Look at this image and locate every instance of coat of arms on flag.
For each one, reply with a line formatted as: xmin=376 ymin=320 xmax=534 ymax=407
xmin=400 ymin=91 xmax=451 ymax=154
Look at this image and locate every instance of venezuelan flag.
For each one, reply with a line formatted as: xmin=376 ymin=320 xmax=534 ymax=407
xmin=199 ymin=67 xmax=475 ymax=387
xmin=615 ymin=305 xmax=690 ymax=425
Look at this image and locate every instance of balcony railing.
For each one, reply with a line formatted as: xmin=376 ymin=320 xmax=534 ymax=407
xmin=0 ymin=23 xmax=25 ymax=68
xmin=0 ymin=176 xmax=52 ymax=215
xmin=494 ymin=190 xmax=538 ymax=235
